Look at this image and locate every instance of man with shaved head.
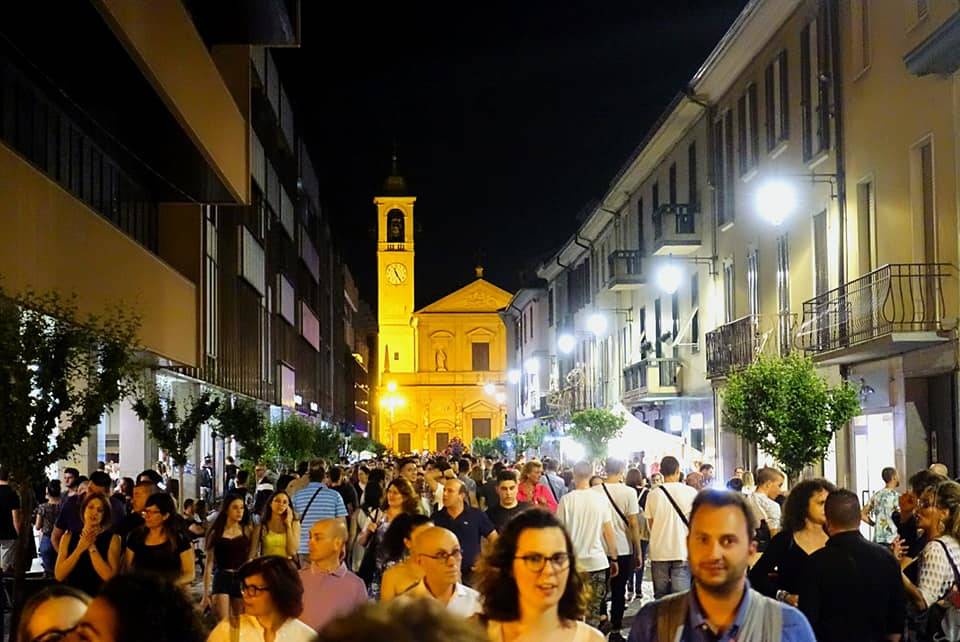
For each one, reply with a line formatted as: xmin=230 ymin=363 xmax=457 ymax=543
xmin=299 ymin=518 xmax=368 ymax=631
xmin=431 ymin=477 xmax=497 ymax=585
xmin=411 ymin=526 xmax=482 ymax=617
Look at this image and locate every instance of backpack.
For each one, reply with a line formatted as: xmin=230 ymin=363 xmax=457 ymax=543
xmin=654 ymin=588 xmax=782 ymax=642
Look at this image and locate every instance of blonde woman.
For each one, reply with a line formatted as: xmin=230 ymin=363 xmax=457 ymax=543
xmin=516 ymin=462 xmax=557 ymax=512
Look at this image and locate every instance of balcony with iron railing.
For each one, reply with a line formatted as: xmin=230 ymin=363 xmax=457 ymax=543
xmin=605 ymin=250 xmax=646 ymax=291
xmin=622 ymin=358 xmax=681 ymax=405
xmin=706 ymin=313 xmax=796 ymax=379
xmin=797 ymin=263 xmax=956 ymax=364
xmin=653 ymin=204 xmax=701 ymax=256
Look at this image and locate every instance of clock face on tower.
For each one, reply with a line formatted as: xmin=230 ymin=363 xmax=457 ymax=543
xmin=385 ymin=262 xmax=408 ymax=285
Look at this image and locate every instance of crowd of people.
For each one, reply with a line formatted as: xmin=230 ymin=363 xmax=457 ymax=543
xmin=8 ymin=451 xmax=960 ymax=641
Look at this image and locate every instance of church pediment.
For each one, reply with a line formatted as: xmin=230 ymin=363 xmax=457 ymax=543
xmin=416 ymin=279 xmax=513 ymax=314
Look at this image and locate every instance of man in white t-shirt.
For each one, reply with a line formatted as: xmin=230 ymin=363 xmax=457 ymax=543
xmin=645 ymin=455 xmax=698 ymax=598
xmin=558 ymin=461 xmax=619 ymax=632
xmin=594 ymin=457 xmax=642 ymax=640
xmin=748 ymin=467 xmax=785 ymax=544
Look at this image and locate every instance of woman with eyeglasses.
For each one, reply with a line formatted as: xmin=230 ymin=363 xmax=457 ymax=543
xmin=249 ymin=490 xmax=300 ymax=562
xmin=16 ymin=585 xmax=89 ymax=642
xmin=200 ymin=493 xmax=252 ymax=621
xmin=207 ymin=556 xmax=315 ymax=642
xmin=54 ymin=493 xmax=121 ymax=596
xmin=474 ymin=509 xmax=603 ymax=642
xmin=124 ymin=493 xmax=194 ymax=586
xmin=895 ymin=480 xmax=960 ymax=640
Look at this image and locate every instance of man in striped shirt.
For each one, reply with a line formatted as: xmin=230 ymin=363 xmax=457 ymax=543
xmin=292 ymin=459 xmax=348 ymax=555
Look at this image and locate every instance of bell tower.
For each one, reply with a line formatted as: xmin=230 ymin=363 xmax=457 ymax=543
xmin=376 ymin=154 xmax=416 ymax=380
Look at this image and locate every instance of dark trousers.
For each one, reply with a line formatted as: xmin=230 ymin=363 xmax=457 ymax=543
xmin=610 ymin=553 xmax=636 ymax=629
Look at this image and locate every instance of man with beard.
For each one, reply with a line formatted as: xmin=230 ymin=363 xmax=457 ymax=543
xmin=628 ymin=490 xmax=815 ymax=642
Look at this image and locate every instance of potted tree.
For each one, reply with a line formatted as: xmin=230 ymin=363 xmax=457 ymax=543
xmin=722 ymin=353 xmax=861 ymax=484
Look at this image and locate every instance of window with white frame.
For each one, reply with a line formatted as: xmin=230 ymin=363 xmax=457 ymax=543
xmin=204 ymin=206 xmax=218 ymax=359
xmin=738 ymin=83 xmax=759 ymax=175
xmin=765 ymin=51 xmax=789 ymax=151
xmin=747 ymin=249 xmax=759 ymax=317
xmin=723 ymin=260 xmax=736 ymax=324
xmin=801 ymin=9 xmax=830 ymax=161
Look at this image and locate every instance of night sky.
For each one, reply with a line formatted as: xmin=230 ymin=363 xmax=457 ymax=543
xmin=275 ymin=1 xmax=749 ymax=309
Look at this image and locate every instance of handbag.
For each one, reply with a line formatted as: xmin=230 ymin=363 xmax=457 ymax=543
xmin=923 ymin=539 xmax=960 ymax=642
xmin=356 ymin=510 xmax=381 ymax=585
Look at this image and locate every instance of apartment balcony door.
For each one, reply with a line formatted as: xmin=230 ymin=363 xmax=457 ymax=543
xmin=851 ymin=411 xmax=895 ymax=540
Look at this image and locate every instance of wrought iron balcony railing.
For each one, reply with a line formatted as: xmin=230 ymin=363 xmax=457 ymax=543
xmin=797 ymin=263 xmax=954 ymax=355
xmin=622 ymin=358 xmax=681 ymax=404
xmin=606 ymin=250 xmax=645 ymax=290
xmin=706 ymin=313 xmax=796 ymax=378
xmin=652 ymin=204 xmax=701 ymax=256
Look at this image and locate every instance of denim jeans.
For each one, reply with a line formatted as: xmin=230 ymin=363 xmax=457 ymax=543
xmin=39 ymin=535 xmax=56 ymax=576
xmin=651 ymin=559 xmax=690 ymax=598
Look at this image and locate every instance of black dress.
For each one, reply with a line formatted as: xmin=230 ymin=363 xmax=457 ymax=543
xmin=126 ymin=529 xmax=191 ymax=581
xmin=748 ymin=530 xmax=813 ymax=597
xmin=64 ymin=530 xmax=115 ymax=596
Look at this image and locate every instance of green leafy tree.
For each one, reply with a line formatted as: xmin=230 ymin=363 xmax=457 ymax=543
xmin=471 ymin=437 xmax=498 ymax=458
xmin=266 ymin=414 xmax=320 ymax=470
xmin=0 ymin=288 xmax=139 ymax=624
xmin=723 ymin=353 xmax=861 ymax=484
xmin=313 ymin=425 xmax=345 ymax=462
xmin=215 ymin=397 xmax=267 ymax=465
xmin=134 ymin=389 xmax=220 ymax=502
xmin=568 ymin=408 xmax=626 ymax=462
xmin=349 ymin=434 xmax=374 ymax=454
xmin=516 ymin=423 xmax=548 ymax=456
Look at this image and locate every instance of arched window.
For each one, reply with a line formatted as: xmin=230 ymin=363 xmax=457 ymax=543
xmin=387 ymin=209 xmax=405 ymax=243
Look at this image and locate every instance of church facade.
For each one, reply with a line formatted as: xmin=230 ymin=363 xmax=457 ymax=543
xmin=374 ymin=172 xmax=512 ymax=453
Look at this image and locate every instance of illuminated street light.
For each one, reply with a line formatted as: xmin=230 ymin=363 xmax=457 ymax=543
xmin=755 ymin=179 xmax=797 ymax=226
xmin=387 ymin=381 xmax=397 ymax=393
xmin=557 ymin=333 xmax=576 ymax=355
xmin=483 ymin=382 xmax=496 ymax=395
xmin=586 ymin=313 xmax=608 ymax=337
xmin=507 ymin=369 xmax=522 ymax=384
xmin=524 ymin=357 xmax=540 ymax=374
xmin=656 ymin=263 xmax=683 ymax=294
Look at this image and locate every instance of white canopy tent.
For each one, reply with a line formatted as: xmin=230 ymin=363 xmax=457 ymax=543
xmin=606 ymin=403 xmax=702 ymax=467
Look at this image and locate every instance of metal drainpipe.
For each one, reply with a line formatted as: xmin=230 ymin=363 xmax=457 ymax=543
xmin=829 ymin=0 xmax=852 ymax=486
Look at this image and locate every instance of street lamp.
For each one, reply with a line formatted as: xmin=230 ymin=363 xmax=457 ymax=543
xmin=387 ymin=381 xmax=398 ymax=393
xmin=755 ymin=179 xmax=797 ymax=226
xmin=524 ymin=357 xmax=540 ymax=374
xmin=557 ymin=333 xmax=576 ymax=355
xmin=483 ymin=382 xmax=496 ymax=395
xmin=507 ymin=369 xmax=522 ymax=384
xmin=586 ymin=313 xmax=608 ymax=337
xmin=655 ymin=262 xmax=684 ymax=294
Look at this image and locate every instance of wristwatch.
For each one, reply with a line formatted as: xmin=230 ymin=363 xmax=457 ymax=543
xmin=776 ymin=589 xmax=788 ymax=602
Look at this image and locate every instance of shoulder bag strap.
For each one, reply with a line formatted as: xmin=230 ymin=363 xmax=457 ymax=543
xmin=934 ymin=539 xmax=960 ymax=596
xmin=298 ymin=486 xmax=323 ymax=523
xmin=602 ymin=484 xmax=630 ymax=527
xmin=659 ymin=485 xmax=690 ymax=528
xmin=655 ymin=591 xmax=689 ymax=642
xmin=546 ymin=474 xmax=560 ymax=503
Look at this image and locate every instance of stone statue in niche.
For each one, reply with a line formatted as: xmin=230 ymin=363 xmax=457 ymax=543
xmin=435 ymin=348 xmax=448 ymax=372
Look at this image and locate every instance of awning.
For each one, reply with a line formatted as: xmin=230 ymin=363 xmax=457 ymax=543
xmin=608 ymin=403 xmax=702 ymax=466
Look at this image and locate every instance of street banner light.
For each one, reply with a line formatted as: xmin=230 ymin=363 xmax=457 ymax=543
xmin=755 ymin=179 xmax=797 ymax=226
xmin=586 ymin=313 xmax=608 ymax=337
xmin=557 ymin=333 xmax=576 ymax=355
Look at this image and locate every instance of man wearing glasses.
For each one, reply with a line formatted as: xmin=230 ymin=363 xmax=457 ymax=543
xmin=409 ymin=526 xmax=482 ymax=617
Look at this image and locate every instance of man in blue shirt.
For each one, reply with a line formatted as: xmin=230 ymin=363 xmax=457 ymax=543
xmin=292 ymin=460 xmax=347 ymax=555
xmin=431 ymin=478 xmax=497 ymax=585
xmin=628 ymin=489 xmax=814 ymax=642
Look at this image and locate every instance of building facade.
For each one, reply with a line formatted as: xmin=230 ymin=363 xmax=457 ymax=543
xmin=518 ymin=0 xmax=960 ymax=491
xmin=0 ymin=1 xmax=369 ymax=497
xmin=374 ymin=176 xmax=513 ymax=453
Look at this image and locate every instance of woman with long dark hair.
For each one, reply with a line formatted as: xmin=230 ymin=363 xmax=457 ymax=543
xmin=749 ymin=478 xmax=836 ymax=604
xmin=474 ymin=509 xmax=603 ymax=641
xmin=54 ymin=493 xmax=121 ymax=596
xmin=350 ymin=468 xmax=386 ymax=571
xmin=357 ymin=478 xmax=421 ymax=598
xmin=124 ymin=492 xmax=194 ymax=586
xmin=200 ymin=493 xmax=252 ymax=621
xmin=249 ymin=490 xmax=300 ymax=561
xmin=380 ymin=513 xmax=433 ymax=600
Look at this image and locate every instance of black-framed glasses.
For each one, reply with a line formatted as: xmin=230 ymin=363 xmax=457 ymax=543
xmin=515 ymin=552 xmax=570 ymax=573
xmin=420 ymin=549 xmax=463 ymax=564
xmin=241 ymin=582 xmax=270 ymax=596
xmin=141 ymin=508 xmax=162 ymax=517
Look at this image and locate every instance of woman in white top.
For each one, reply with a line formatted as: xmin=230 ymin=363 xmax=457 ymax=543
xmin=896 ymin=479 xmax=960 ymax=640
xmin=207 ymin=556 xmax=315 ymax=642
xmin=474 ymin=509 xmax=604 ymax=642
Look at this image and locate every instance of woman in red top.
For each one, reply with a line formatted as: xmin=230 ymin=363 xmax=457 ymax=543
xmin=516 ymin=461 xmax=558 ymax=512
